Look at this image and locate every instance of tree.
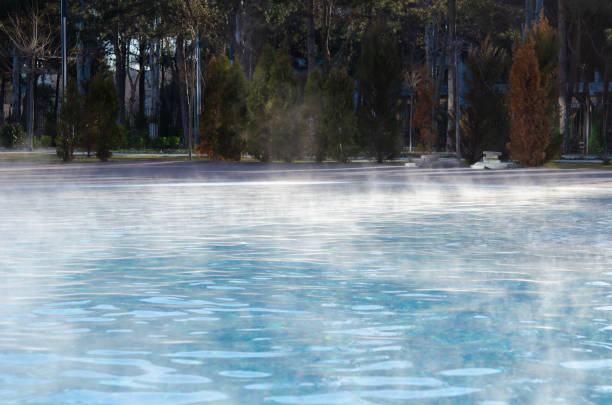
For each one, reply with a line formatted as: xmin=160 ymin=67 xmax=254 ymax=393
xmin=57 ymin=81 xmax=82 ymax=162
xmin=198 ymin=55 xmax=248 ymax=160
xmin=460 ymin=37 xmax=509 ymax=164
xmin=533 ymin=16 xmax=561 ymax=161
xmin=508 ymin=36 xmax=549 ymax=166
xmin=413 ymin=66 xmax=437 ymax=152
xmin=268 ymin=48 xmax=303 ymax=162
xmin=246 ymin=44 xmax=275 ymax=161
xmin=322 ymin=68 xmax=357 ymax=162
xmin=0 ymin=2 xmax=54 ymax=151
xmin=84 ymin=75 xmax=119 ymax=161
xmin=358 ymin=20 xmax=402 ymax=163
xmin=303 ymin=69 xmax=326 ymax=161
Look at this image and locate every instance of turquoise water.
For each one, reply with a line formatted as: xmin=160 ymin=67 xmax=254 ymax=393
xmin=1 ymin=181 xmax=612 ymax=404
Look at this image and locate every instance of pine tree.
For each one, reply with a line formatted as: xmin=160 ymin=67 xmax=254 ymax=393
xmin=322 ymin=68 xmax=357 ymax=162
xmin=358 ymin=20 xmax=403 ymax=163
xmin=57 ymin=81 xmax=82 ymax=162
xmin=84 ymin=75 xmax=120 ymax=162
xmin=303 ymin=69 xmax=326 ymax=161
xmin=413 ymin=66 xmax=437 ymax=152
xmin=198 ymin=55 xmax=248 ymax=160
xmin=246 ymin=44 xmax=276 ymax=161
xmin=508 ymin=36 xmax=549 ymax=166
xmin=461 ymin=37 xmax=509 ymax=164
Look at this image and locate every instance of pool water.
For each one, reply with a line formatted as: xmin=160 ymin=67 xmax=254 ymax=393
xmin=1 ymin=181 xmax=612 ymax=404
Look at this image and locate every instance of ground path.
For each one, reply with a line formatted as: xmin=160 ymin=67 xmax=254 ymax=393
xmin=1 ymin=161 xmax=611 ymax=189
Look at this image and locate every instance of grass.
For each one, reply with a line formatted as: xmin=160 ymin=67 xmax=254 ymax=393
xmin=544 ymin=162 xmax=612 ymax=170
xmin=0 ymin=150 xmax=210 ymax=163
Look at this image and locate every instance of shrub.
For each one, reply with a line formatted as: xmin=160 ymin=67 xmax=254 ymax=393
xmin=0 ymin=124 xmax=26 ymax=149
xmin=40 ymin=135 xmax=52 ymax=148
xmin=151 ymin=136 xmax=165 ymax=151
xmin=84 ymin=75 xmax=120 ymax=161
xmin=128 ymin=135 xmax=145 ymax=150
xmin=168 ymin=136 xmax=181 ymax=150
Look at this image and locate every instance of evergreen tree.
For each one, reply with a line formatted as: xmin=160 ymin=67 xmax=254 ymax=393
xmin=533 ymin=16 xmax=562 ymax=161
xmin=246 ymin=44 xmax=276 ymax=161
xmin=303 ymin=69 xmax=326 ymax=161
xmin=268 ymin=49 xmax=303 ymax=162
xmin=84 ymin=75 xmax=120 ymax=161
xmin=247 ymin=45 xmax=303 ymax=162
xmin=413 ymin=66 xmax=437 ymax=152
xmin=322 ymin=68 xmax=357 ymax=162
xmin=460 ymin=37 xmax=510 ymax=164
xmin=57 ymin=81 xmax=82 ymax=162
xmin=198 ymin=55 xmax=248 ymax=161
xmin=508 ymin=36 xmax=549 ymax=166
xmin=358 ymin=20 xmax=402 ymax=163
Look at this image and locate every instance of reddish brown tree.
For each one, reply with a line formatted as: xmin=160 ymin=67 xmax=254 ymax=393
xmin=508 ymin=37 xmax=550 ymax=166
xmin=413 ymin=67 xmax=437 ymax=152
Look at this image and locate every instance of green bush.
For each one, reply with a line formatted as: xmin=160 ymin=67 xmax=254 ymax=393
xmin=168 ymin=136 xmax=180 ymax=150
xmin=587 ymin=110 xmax=604 ymax=156
xmin=151 ymin=136 xmax=165 ymax=150
xmin=57 ymin=81 xmax=83 ymax=161
xmin=127 ymin=135 xmax=145 ymax=150
xmin=1 ymin=124 xmax=26 ymax=149
xmin=84 ymin=75 xmax=120 ymax=161
xmin=40 ymin=135 xmax=52 ymax=148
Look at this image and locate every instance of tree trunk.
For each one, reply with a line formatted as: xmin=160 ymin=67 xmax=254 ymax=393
xmin=321 ymin=0 xmax=332 ymax=74
xmin=138 ymin=38 xmax=146 ymax=130
xmin=602 ymin=54 xmax=611 ymax=162
xmin=558 ymin=0 xmax=570 ymax=152
xmin=568 ymin=15 xmax=581 ymax=152
xmin=11 ymin=46 xmax=20 ymax=123
xmin=524 ymin=0 xmax=534 ymax=35
xmin=432 ymin=17 xmax=448 ymax=148
xmin=176 ymin=33 xmax=192 ymax=159
xmin=26 ymin=59 xmax=35 ymax=151
xmin=54 ymin=69 xmax=60 ymax=143
xmin=77 ymin=38 xmax=84 ymax=93
xmin=409 ymin=94 xmax=414 ymax=151
xmin=446 ymin=0 xmax=456 ymax=152
xmin=306 ymin=0 xmax=316 ymax=74
xmin=535 ymin=0 xmax=544 ymax=24
xmin=76 ymin=1 xmax=84 ymax=94
xmin=0 ymin=74 xmax=5 ymax=124
xmin=149 ymin=18 xmax=161 ymax=139
xmin=195 ymin=33 xmax=201 ymax=147
xmin=114 ymin=29 xmax=127 ymax=125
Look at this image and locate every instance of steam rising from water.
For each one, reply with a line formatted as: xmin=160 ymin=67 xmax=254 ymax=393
xmin=1 ymin=168 xmax=611 ymax=404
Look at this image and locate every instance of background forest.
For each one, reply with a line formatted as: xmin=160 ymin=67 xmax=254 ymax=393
xmin=0 ymin=0 xmax=610 ymax=165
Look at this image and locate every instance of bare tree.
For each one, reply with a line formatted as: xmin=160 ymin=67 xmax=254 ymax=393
xmin=1 ymin=3 xmax=54 ymax=151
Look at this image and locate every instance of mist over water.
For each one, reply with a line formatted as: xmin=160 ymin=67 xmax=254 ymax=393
xmin=1 ymin=170 xmax=612 ymax=404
